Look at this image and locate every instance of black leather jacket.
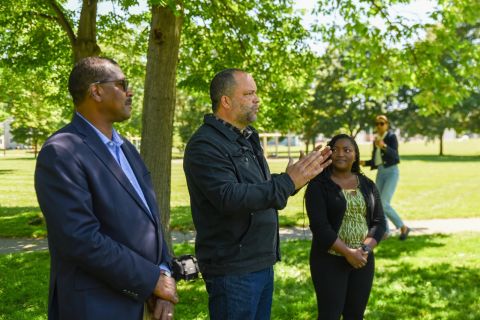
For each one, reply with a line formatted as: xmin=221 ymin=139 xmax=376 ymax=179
xmin=183 ymin=115 xmax=295 ymax=276
xmin=305 ymin=170 xmax=386 ymax=252
xmin=365 ymin=131 xmax=400 ymax=169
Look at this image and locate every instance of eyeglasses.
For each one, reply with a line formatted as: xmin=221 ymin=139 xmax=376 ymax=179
xmin=375 ymin=122 xmax=386 ymax=126
xmin=91 ymin=79 xmax=129 ymax=92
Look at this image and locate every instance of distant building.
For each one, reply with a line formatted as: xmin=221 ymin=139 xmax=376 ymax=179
xmin=0 ymin=118 xmax=16 ymax=149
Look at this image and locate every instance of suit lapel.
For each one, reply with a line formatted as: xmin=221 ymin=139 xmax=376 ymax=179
xmin=72 ymin=115 xmax=156 ymax=224
xmin=121 ymin=142 xmax=160 ymax=226
xmin=121 ymin=143 xmax=162 ymax=258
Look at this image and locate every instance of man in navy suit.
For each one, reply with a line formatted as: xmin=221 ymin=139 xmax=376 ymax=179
xmin=35 ymin=57 xmax=178 ymax=320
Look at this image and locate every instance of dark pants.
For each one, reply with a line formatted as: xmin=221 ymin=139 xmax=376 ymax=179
xmin=310 ymin=250 xmax=375 ymax=320
xmin=203 ymin=267 xmax=274 ymax=320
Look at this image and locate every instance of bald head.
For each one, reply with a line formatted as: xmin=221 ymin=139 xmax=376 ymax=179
xmin=210 ymin=68 xmax=247 ymax=113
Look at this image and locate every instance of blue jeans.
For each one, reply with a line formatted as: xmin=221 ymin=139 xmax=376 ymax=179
xmin=376 ymin=165 xmax=404 ymax=232
xmin=204 ymin=267 xmax=274 ymax=320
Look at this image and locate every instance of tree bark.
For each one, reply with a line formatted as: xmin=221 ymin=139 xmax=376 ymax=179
xmin=74 ymin=0 xmax=101 ymax=62
xmin=305 ymin=139 xmax=310 ymax=153
xmin=34 ymin=138 xmax=38 ymax=158
xmin=439 ymin=130 xmax=444 ymax=156
xmin=48 ymin=0 xmax=101 ymax=63
xmin=141 ymin=4 xmax=183 ymax=252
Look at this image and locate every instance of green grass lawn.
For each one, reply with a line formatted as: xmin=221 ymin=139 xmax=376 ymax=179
xmin=1 ymin=233 xmax=479 ymax=319
xmin=0 ymin=153 xmax=45 ymax=238
xmin=275 ymin=137 xmax=480 ymax=225
xmin=1 ymin=138 xmax=479 ymax=238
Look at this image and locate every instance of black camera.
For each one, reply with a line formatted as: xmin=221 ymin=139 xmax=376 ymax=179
xmin=171 ymin=254 xmax=200 ymax=282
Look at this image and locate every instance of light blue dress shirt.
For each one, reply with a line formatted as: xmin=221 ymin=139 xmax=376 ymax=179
xmin=76 ymin=113 xmax=171 ymax=273
xmin=76 ymin=113 xmax=152 ymax=217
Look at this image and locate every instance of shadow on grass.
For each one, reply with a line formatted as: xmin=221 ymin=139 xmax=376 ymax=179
xmin=176 ymin=279 xmax=209 ymax=319
xmin=278 ymin=238 xmax=480 ymax=319
xmin=0 ymin=251 xmax=49 ymax=319
xmin=0 ymin=206 xmax=40 ymax=217
xmin=0 ymin=205 xmax=193 ymax=238
xmin=401 ymin=155 xmax=480 ymax=162
xmin=170 ymin=205 xmax=310 ymax=230
xmin=172 ymin=241 xmax=319 ymax=319
xmin=0 ymin=169 xmax=15 ymax=175
xmin=279 ymin=214 xmax=303 ymax=227
xmin=278 ymin=240 xmax=311 ymax=266
xmin=170 ymin=206 xmax=195 ymax=231
xmin=370 ymin=262 xmax=480 ymax=320
xmin=172 ymin=242 xmax=195 ymax=256
xmin=375 ymin=234 xmax=448 ymax=260
xmin=1 ymin=157 xmax=36 ymax=161
xmin=272 ymin=273 xmax=317 ymax=318
xmin=1 ymin=238 xmax=478 ymax=320
xmin=278 ymin=235 xmax=450 ymax=266
xmin=0 ymin=206 xmax=46 ymax=238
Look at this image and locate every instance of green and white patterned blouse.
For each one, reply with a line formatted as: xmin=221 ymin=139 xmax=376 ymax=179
xmin=329 ymin=189 xmax=368 ymax=256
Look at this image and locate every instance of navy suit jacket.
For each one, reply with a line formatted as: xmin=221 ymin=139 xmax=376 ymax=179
xmin=35 ymin=114 xmax=170 ymax=320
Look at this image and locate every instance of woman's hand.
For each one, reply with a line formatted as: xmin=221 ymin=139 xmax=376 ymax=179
xmin=375 ymin=139 xmax=386 ymax=149
xmin=345 ymin=248 xmax=368 ymax=269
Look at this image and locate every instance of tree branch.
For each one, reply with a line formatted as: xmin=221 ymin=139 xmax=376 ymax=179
xmin=367 ymin=0 xmax=412 ymax=40
xmin=212 ymin=0 xmax=248 ymax=59
xmin=27 ymin=11 xmax=57 ymax=22
xmin=46 ymin=0 xmax=77 ymax=48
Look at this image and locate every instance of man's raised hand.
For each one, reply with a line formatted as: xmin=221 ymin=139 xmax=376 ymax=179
xmin=286 ymin=146 xmax=332 ymax=190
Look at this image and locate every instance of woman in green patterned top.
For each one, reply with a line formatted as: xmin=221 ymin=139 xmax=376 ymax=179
xmin=305 ymin=134 xmax=386 ymax=320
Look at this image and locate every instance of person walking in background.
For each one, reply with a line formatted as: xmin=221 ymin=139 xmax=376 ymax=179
xmin=305 ymin=134 xmax=386 ymax=320
xmin=35 ymin=57 xmax=178 ymax=320
xmin=183 ymin=68 xmax=331 ymax=320
xmin=360 ymin=115 xmax=411 ymax=240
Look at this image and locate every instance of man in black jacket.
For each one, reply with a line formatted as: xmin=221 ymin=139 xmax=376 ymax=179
xmin=183 ymin=68 xmax=331 ymax=320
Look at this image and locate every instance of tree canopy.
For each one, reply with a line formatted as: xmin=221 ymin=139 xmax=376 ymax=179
xmin=1 ymin=0 xmax=479 ymax=240
xmin=313 ymin=0 xmax=480 ymax=115
xmin=0 ymin=0 xmax=319 ymax=244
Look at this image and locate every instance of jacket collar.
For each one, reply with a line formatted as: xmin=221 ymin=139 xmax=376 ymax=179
xmin=312 ymin=169 xmax=367 ymax=188
xmin=71 ymin=114 xmax=158 ymax=225
xmin=312 ymin=169 xmax=332 ymax=184
xmin=203 ymin=114 xmax=258 ymax=143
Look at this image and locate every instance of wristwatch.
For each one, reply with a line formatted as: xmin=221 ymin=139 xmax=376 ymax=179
xmin=160 ymin=269 xmax=172 ymax=277
xmin=361 ymin=244 xmax=372 ymax=253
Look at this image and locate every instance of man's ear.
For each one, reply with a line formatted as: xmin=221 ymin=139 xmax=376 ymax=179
xmin=220 ymin=95 xmax=231 ymax=110
xmin=90 ymin=85 xmax=102 ymax=102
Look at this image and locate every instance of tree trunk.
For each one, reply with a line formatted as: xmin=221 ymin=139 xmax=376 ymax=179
xmin=439 ymin=130 xmax=444 ymax=156
xmin=48 ymin=0 xmax=101 ymax=63
xmin=287 ymin=132 xmax=291 ymax=158
xmin=34 ymin=139 xmax=38 ymax=158
xmin=352 ymin=129 xmax=359 ymax=139
xmin=141 ymin=4 xmax=183 ymax=252
xmin=74 ymin=0 xmax=101 ymax=62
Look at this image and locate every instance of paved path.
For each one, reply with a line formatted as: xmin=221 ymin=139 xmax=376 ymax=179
xmin=0 ymin=237 xmax=49 ymax=255
xmin=1 ymin=218 xmax=479 ymax=255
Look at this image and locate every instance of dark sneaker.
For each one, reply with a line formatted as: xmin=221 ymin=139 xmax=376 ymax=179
xmin=399 ymin=227 xmax=411 ymax=241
